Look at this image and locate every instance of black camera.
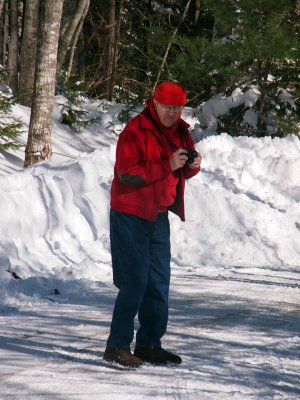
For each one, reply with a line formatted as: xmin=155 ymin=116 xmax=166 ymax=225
xmin=180 ymin=149 xmax=198 ymax=164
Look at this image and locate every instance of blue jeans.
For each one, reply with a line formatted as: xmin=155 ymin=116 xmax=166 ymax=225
xmin=106 ymin=209 xmax=171 ymax=349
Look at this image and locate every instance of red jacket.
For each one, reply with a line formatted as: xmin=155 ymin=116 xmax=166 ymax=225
xmin=110 ymin=104 xmax=200 ymax=221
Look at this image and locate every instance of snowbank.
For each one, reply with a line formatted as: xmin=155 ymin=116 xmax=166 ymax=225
xmin=0 ymin=99 xmax=299 ymax=288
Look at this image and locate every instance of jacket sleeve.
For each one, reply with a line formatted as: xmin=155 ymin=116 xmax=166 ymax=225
xmin=182 ymin=164 xmax=200 ymax=179
xmin=182 ymin=132 xmax=201 ymax=180
xmin=115 ymin=124 xmax=172 ymax=186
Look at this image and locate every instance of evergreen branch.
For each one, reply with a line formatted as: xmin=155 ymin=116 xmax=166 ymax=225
xmin=152 ymin=0 xmax=192 ymax=91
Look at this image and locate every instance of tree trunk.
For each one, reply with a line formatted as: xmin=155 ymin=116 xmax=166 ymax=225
xmin=57 ymin=0 xmax=90 ymax=76
xmin=0 ymin=1 xmax=9 ymax=66
xmin=190 ymin=0 xmax=201 ymax=25
xmin=107 ymin=0 xmax=116 ymax=100
xmin=65 ymin=0 xmax=90 ymax=81
xmin=18 ymin=0 xmax=40 ymax=106
xmin=256 ymin=60 xmax=270 ymax=136
xmin=76 ymin=30 xmax=86 ymax=81
xmin=7 ymin=0 xmax=18 ymax=93
xmin=107 ymin=0 xmax=125 ymax=100
xmin=0 ymin=0 xmax=5 ymax=16
xmin=24 ymin=0 xmax=64 ymax=167
xmin=256 ymin=90 xmax=267 ymax=136
xmin=109 ymin=0 xmax=123 ymax=100
xmin=295 ymin=0 xmax=300 ymax=15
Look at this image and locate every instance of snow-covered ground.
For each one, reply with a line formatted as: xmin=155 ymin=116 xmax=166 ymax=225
xmin=0 ymin=97 xmax=299 ymax=399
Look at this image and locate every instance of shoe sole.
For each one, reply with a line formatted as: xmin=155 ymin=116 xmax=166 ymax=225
xmin=103 ymin=356 xmax=143 ymax=369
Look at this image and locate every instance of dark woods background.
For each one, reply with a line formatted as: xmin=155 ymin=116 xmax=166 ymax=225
xmin=0 ymin=0 xmax=300 ymax=160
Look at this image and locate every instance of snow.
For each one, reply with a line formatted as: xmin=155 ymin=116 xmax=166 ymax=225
xmin=194 ymin=87 xmax=261 ymax=136
xmin=192 ymin=85 xmax=297 ymax=140
xmin=0 ymin=97 xmax=300 ymax=399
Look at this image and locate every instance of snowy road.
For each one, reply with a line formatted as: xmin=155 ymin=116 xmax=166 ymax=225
xmin=1 ymin=264 xmax=300 ymax=400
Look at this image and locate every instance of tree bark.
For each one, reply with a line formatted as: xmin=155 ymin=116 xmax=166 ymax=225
xmin=107 ymin=0 xmax=116 ymax=100
xmin=7 ymin=0 xmax=18 ymax=93
xmin=57 ymin=0 xmax=90 ymax=75
xmin=18 ymin=0 xmax=40 ymax=106
xmin=295 ymin=0 xmax=300 ymax=15
xmin=0 ymin=1 xmax=9 ymax=66
xmin=24 ymin=0 xmax=64 ymax=167
xmin=109 ymin=0 xmax=124 ymax=99
xmin=0 ymin=0 xmax=5 ymax=16
xmin=195 ymin=0 xmax=201 ymax=23
xmin=256 ymin=60 xmax=270 ymax=136
xmin=65 ymin=0 xmax=90 ymax=81
xmin=256 ymin=91 xmax=267 ymax=136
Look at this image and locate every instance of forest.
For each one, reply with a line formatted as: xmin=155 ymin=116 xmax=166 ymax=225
xmin=0 ymin=0 xmax=300 ymax=166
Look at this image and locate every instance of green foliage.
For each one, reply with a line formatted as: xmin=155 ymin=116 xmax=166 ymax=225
xmin=58 ymin=76 xmax=100 ymax=132
xmin=216 ymin=104 xmax=250 ymax=136
xmin=0 ymin=92 xmax=24 ymax=151
xmin=272 ymin=88 xmax=300 ymax=137
xmin=186 ymin=0 xmax=300 ymax=137
xmin=81 ymin=0 xmax=300 ymax=137
xmin=117 ymin=104 xmax=139 ymax=124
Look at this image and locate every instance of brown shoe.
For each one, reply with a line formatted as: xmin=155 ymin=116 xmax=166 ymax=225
xmin=103 ymin=346 xmax=143 ymax=368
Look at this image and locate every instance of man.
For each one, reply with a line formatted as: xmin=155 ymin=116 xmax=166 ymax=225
xmin=103 ymin=81 xmax=201 ymax=368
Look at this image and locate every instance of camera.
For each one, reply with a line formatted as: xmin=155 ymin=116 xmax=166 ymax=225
xmin=180 ymin=149 xmax=198 ymax=164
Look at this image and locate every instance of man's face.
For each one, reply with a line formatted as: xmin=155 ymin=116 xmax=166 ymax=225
xmin=153 ymin=99 xmax=183 ymax=128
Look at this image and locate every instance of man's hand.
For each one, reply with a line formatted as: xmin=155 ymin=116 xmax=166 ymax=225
xmin=169 ymin=148 xmax=188 ymax=171
xmin=189 ymin=153 xmax=202 ymax=169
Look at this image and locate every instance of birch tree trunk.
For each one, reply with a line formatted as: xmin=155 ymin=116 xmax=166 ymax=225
xmin=24 ymin=0 xmax=64 ymax=167
xmin=18 ymin=0 xmax=40 ymax=106
xmin=7 ymin=0 xmax=18 ymax=93
xmin=0 ymin=0 xmax=5 ymax=16
xmin=295 ymin=0 xmax=300 ymax=15
xmin=65 ymin=0 xmax=89 ymax=81
xmin=57 ymin=0 xmax=90 ymax=75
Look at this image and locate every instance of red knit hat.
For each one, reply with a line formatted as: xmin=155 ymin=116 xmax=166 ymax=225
xmin=153 ymin=81 xmax=186 ymax=105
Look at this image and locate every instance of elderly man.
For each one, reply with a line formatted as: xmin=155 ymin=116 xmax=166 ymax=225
xmin=103 ymin=81 xmax=201 ymax=368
